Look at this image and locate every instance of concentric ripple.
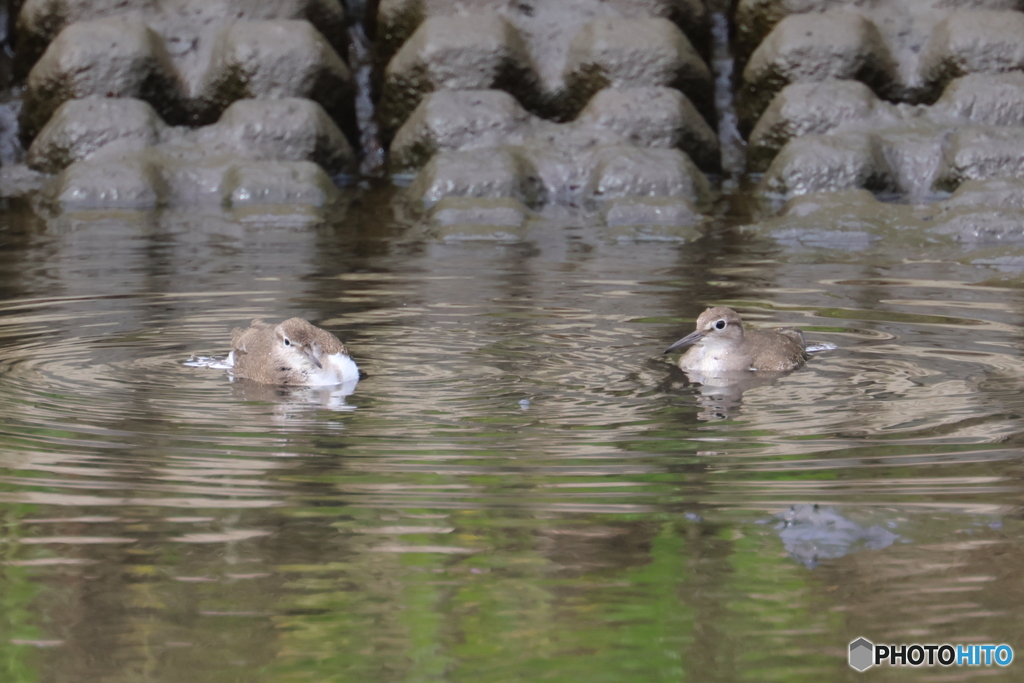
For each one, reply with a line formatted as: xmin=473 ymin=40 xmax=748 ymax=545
xmin=3 ymin=203 xmax=1024 ymax=681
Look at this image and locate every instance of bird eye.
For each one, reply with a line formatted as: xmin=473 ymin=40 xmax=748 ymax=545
xmin=283 ymin=338 xmax=291 ymax=346
xmin=715 ymin=320 xmax=726 ymax=330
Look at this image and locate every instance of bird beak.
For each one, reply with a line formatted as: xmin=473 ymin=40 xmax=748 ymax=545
xmin=301 ymin=346 xmax=323 ymax=369
xmin=663 ymin=329 xmax=704 ymax=354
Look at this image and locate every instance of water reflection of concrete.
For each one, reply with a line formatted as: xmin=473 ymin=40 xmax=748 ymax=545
xmin=538 ymin=522 xmax=657 ymax=576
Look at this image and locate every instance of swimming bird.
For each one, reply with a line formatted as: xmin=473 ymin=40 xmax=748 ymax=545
xmin=664 ymin=306 xmax=807 ymax=374
xmin=227 ymin=318 xmax=359 ymax=386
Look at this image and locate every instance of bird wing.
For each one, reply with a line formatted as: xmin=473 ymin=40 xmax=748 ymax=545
xmin=230 ymin=319 xmax=269 ymax=356
xmin=749 ymin=327 xmax=808 ymax=371
xmin=773 ymin=327 xmax=806 ymax=346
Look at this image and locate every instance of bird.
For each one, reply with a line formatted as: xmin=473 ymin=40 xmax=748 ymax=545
xmin=227 ymin=318 xmax=359 ymax=386
xmin=663 ymin=306 xmax=807 ymax=374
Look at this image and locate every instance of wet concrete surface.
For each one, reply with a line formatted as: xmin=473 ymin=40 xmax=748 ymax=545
xmin=1 ymin=0 xmax=1024 ymax=241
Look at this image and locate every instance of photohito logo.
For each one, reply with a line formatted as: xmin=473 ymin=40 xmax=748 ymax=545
xmin=849 ymin=638 xmax=1013 ymax=671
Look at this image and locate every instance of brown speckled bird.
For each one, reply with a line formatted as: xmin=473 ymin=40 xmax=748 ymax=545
xmin=664 ymin=306 xmax=807 ymax=373
xmin=228 ymin=318 xmax=359 ymax=386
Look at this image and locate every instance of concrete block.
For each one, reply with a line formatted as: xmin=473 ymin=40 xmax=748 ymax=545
xmin=733 ymin=0 xmax=854 ymax=69
xmin=761 ymin=132 xmax=896 ymax=198
xmin=378 ymin=14 xmax=536 ymax=138
xmin=748 ymin=73 xmax=1024 ymax=202
xmin=739 ymin=12 xmax=895 ymax=133
xmin=874 ymin=128 xmax=947 ymax=200
xmin=935 ymin=127 xmax=1024 ymax=190
xmin=54 ymin=155 xmax=166 ymax=208
xmin=374 ymin=0 xmax=713 ymax=75
xmin=26 ymin=97 xmax=165 ymax=173
xmin=932 ymin=73 xmax=1024 ymax=127
xmin=9 ymin=0 xmax=357 ymax=210
xmin=748 ymin=80 xmax=894 ymax=172
xmin=15 ymin=0 xmax=156 ymax=76
xmin=523 ymin=137 xmax=609 ymax=205
xmin=931 ymin=209 xmax=1024 ymax=242
xmin=15 ymin=0 xmax=349 ymax=77
xmin=575 ymin=86 xmax=719 ymax=172
xmin=408 ymin=148 xmax=543 ymax=208
xmin=390 ymin=90 xmax=531 ymax=171
xmin=921 ymin=10 xmax=1024 ymax=97
xmin=374 ymin=0 xmax=425 ymax=65
xmin=586 ymin=145 xmax=711 ymax=203
xmin=943 ymin=177 xmax=1024 ymax=211
xmin=199 ymin=20 xmax=354 ymax=135
xmin=392 ymin=85 xmax=721 ymax=209
xmin=21 ymin=15 xmax=183 ymax=141
xmin=25 ymin=95 xmax=354 ymax=180
xmin=161 ymin=156 xmax=235 ymax=205
xmin=208 ymin=97 xmax=354 ymax=173
xmin=563 ymin=18 xmax=713 ymax=125
xmin=224 ymin=160 xmax=341 ymax=207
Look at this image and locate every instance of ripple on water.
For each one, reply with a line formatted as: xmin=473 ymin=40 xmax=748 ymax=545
xmin=1 ymin=276 xmax=1023 ymax=549
xmin=3 ymin=224 xmax=1024 ymax=681
xmin=0 ymin=295 xmax=357 ymax=533
xmin=674 ymin=295 xmax=1024 ymax=517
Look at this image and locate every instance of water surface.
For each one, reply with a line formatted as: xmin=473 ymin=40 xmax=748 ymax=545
xmin=1 ymin=192 xmax=1023 ymax=681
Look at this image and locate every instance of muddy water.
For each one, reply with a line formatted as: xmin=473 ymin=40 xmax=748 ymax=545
xmin=1 ymin=190 xmax=1023 ymax=682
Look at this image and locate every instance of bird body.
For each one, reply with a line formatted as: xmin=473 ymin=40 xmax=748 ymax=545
xmin=664 ymin=306 xmax=807 ymax=374
xmin=228 ymin=318 xmax=359 ymax=386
